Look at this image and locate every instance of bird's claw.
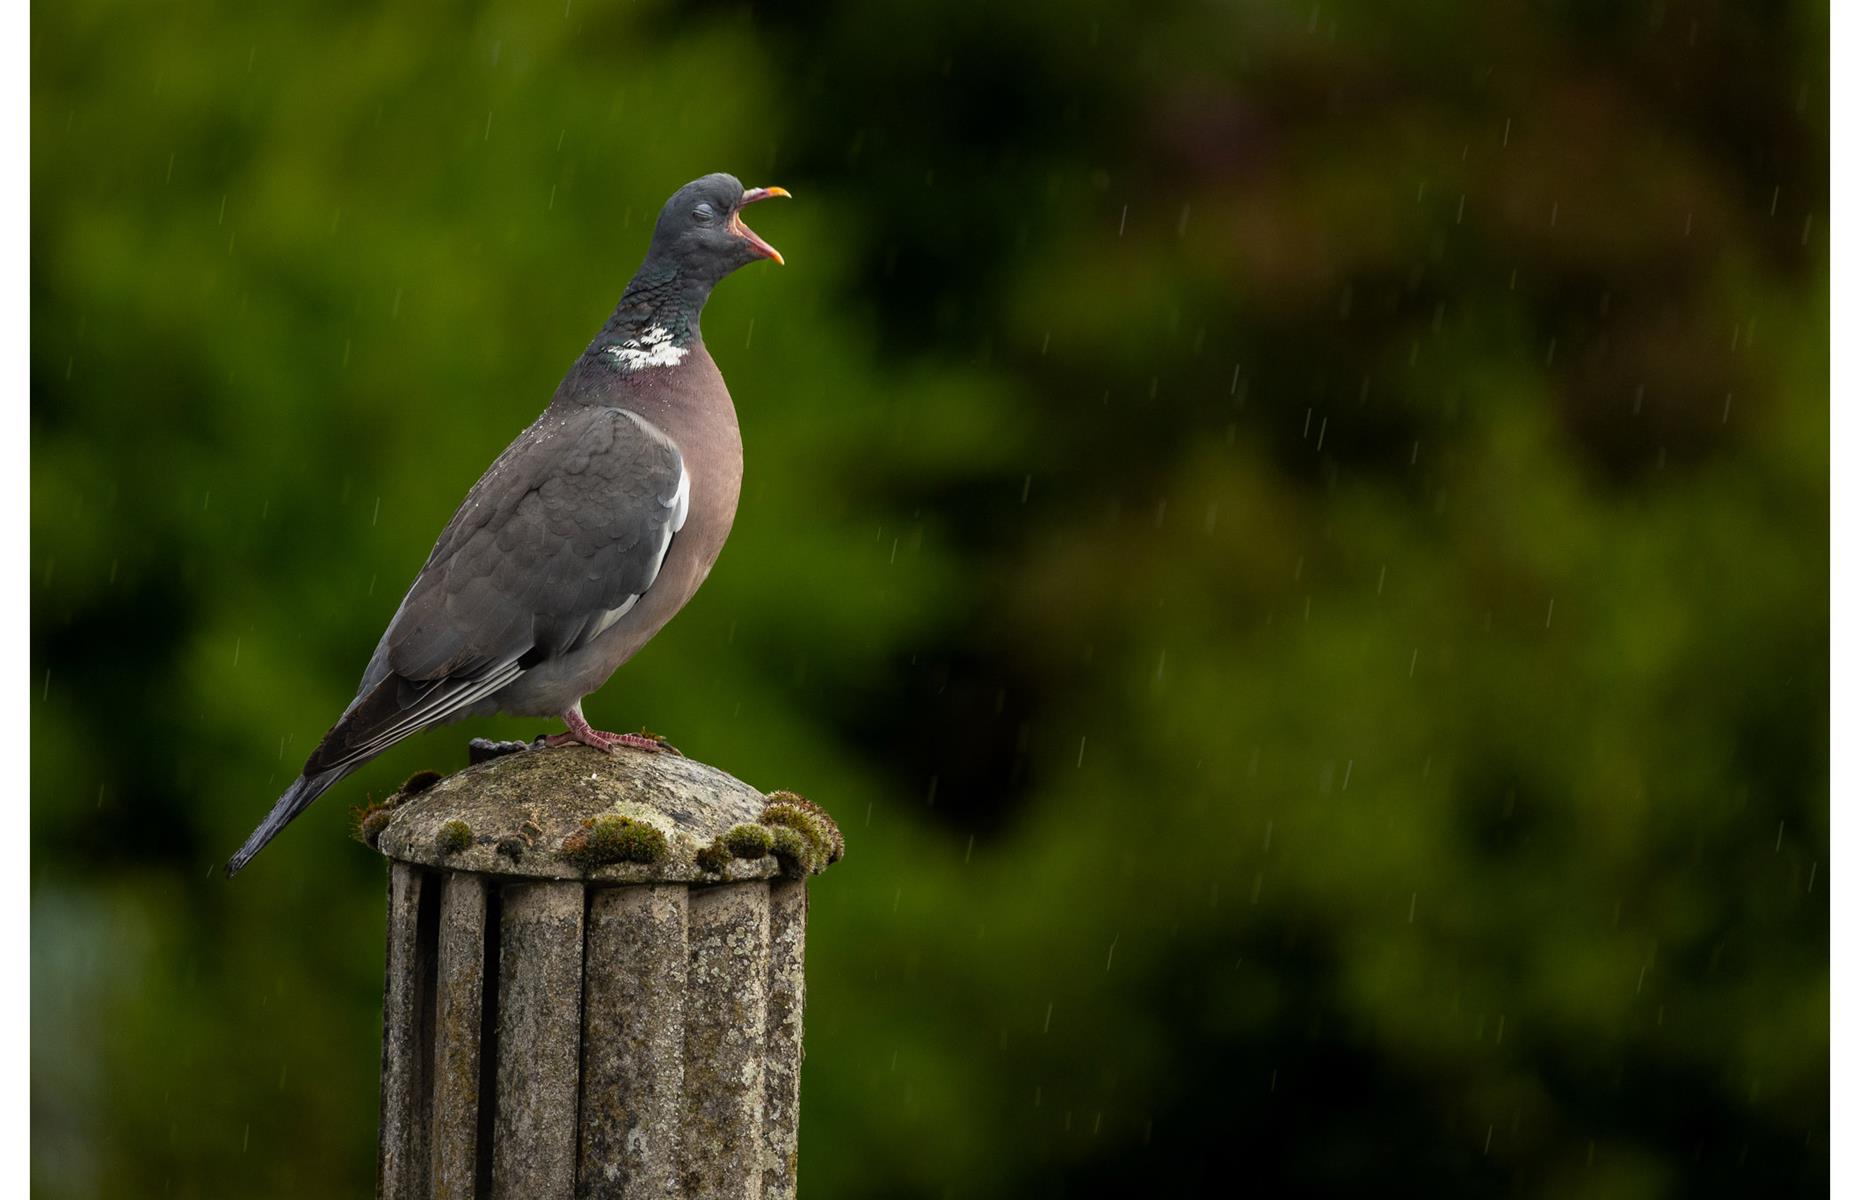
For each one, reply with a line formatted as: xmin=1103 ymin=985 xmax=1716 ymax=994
xmin=627 ymin=730 xmax=684 ymax=757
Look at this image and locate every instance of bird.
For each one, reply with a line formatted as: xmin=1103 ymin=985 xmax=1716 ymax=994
xmin=225 ymin=173 xmax=788 ymax=877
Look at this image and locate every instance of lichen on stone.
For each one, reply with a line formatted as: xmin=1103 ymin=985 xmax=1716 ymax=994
xmin=560 ymin=813 xmax=669 ymax=868
xmin=435 ymin=819 xmax=473 ymax=854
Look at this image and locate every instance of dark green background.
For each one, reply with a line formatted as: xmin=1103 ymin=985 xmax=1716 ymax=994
xmin=31 ymin=1 xmax=1828 ymax=1195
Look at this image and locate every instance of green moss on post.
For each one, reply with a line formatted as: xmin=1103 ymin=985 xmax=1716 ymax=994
xmin=764 ymin=791 xmax=845 ymax=865
xmin=354 ymin=802 xmax=393 ymax=848
xmin=560 ymin=814 xmax=669 ymax=869
xmin=760 ymin=795 xmax=847 ymax=876
xmin=694 ymin=841 xmax=731 ymax=874
xmin=399 ymin=769 xmax=444 ymax=798
xmin=436 ymin=819 xmax=473 ymax=855
xmin=766 ymin=826 xmax=817 ymax=878
xmin=722 ymin=824 xmax=774 ymax=859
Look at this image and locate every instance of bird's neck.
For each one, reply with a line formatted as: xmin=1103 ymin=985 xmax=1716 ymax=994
xmin=590 ymin=262 xmax=713 ymax=359
xmin=554 ymin=262 xmax=721 ymax=407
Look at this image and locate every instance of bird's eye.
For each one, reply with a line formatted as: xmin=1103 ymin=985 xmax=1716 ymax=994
xmin=693 ymin=202 xmax=716 ymax=223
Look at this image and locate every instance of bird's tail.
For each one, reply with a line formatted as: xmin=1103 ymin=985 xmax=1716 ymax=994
xmin=224 ymin=765 xmax=353 ymax=878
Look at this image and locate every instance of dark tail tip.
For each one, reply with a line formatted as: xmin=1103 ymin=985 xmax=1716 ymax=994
xmin=224 ymin=771 xmax=340 ymax=879
xmin=223 ymin=845 xmax=258 ymax=878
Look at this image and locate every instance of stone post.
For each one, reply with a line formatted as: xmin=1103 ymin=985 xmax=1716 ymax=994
xmin=362 ymin=744 xmax=842 ymax=1200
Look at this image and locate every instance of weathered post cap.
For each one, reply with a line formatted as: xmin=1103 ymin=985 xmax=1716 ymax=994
xmin=368 ymin=743 xmax=839 ymax=1197
xmin=358 ymin=744 xmax=843 ymax=884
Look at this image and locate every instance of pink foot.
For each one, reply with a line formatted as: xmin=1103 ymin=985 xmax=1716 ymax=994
xmin=543 ymin=706 xmax=681 ymax=756
xmin=541 ymin=729 xmax=674 ymax=754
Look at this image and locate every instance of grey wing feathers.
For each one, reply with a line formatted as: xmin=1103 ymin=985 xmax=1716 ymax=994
xmin=301 ymin=406 xmax=687 ymax=774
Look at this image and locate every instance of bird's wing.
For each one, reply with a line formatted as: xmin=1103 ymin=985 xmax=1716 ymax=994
xmin=302 ymin=405 xmax=688 ymax=773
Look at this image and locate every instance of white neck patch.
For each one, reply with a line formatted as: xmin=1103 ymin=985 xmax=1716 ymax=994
xmin=604 ymin=325 xmax=689 ymax=372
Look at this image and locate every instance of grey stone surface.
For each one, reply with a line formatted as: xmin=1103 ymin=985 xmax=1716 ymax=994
xmin=379 ymin=862 xmax=431 ymax=1200
xmin=579 ymin=885 xmax=689 ymax=1199
xmin=680 ymin=883 xmax=772 ymax=1200
xmin=492 ymin=882 xmax=585 ymax=1199
xmin=761 ymin=881 xmax=808 ymax=1200
xmin=376 ymin=746 xmax=777 ymax=883
xmin=433 ymin=873 xmax=487 ymax=1199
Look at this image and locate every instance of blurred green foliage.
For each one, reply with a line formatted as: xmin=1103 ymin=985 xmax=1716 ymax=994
xmin=31 ymin=0 xmax=1826 ymax=1196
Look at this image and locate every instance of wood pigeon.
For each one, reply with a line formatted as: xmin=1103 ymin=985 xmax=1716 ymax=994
xmin=226 ymin=173 xmax=788 ymax=876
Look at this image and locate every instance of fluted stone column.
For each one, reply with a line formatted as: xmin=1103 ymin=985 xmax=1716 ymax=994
xmin=365 ymin=745 xmax=841 ymax=1200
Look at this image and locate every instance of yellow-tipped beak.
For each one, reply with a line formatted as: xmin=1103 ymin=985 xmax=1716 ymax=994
xmin=735 ymin=186 xmax=790 ymax=264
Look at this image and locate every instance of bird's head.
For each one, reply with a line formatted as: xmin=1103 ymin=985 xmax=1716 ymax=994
xmin=645 ymin=173 xmax=789 ymax=282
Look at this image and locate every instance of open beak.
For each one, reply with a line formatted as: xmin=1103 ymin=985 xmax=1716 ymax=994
xmin=733 ymin=186 xmax=790 ymax=265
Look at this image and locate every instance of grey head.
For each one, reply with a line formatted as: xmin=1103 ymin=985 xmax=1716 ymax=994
xmin=641 ymin=172 xmax=790 ymax=285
